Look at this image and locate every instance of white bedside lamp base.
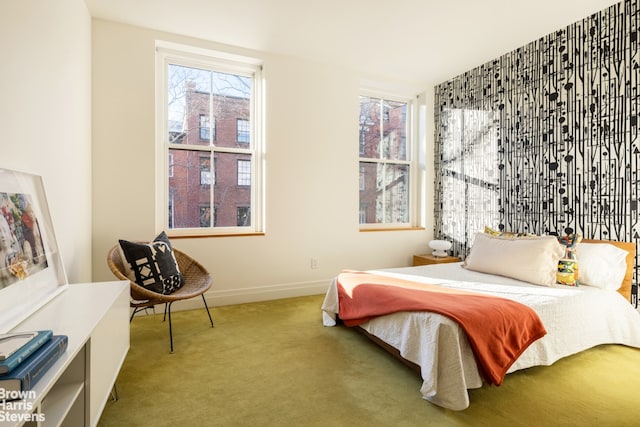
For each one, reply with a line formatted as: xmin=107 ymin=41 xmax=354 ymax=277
xmin=429 ymin=240 xmax=452 ymax=258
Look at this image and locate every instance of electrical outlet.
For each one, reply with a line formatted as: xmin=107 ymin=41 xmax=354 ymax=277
xmin=310 ymin=257 xmax=319 ymax=269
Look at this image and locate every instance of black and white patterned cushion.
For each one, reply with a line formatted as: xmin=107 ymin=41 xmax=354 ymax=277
xmin=118 ymin=231 xmax=184 ymax=295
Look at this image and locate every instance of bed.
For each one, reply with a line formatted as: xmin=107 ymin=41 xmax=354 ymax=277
xmin=321 ymin=237 xmax=640 ymax=410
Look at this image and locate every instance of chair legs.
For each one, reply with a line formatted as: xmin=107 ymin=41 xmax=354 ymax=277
xmin=167 ymin=301 xmax=175 ymax=353
xmin=130 ymin=297 xmax=214 ymax=353
xmin=130 ymin=306 xmax=153 ymax=322
xmin=202 ymin=295 xmax=214 ymax=327
xmin=162 ymin=296 xmax=214 ymax=353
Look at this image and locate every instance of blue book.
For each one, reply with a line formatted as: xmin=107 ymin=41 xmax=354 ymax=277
xmin=0 ymin=330 xmax=53 ymax=374
xmin=0 ymin=335 xmax=68 ymax=399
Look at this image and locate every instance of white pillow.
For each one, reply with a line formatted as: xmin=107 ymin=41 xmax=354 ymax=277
xmin=463 ymin=232 xmax=565 ymax=287
xmin=576 ymin=243 xmax=628 ymax=290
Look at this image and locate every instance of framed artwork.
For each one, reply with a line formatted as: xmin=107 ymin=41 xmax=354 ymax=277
xmin=0 ymin=168 xmax=67 ymax=333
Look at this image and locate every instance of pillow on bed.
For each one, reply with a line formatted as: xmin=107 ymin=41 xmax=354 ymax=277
xmin=464 ymin=232 xmax=565 ymax=286
xmin=556 ymin=234 xmax=582 ymax=286
xmin=483 ymin=225 xmax=535 ymax=237
xmin=575 ymin=243 xmax=628 ymax=290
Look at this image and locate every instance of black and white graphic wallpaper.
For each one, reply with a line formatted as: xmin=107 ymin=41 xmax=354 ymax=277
xmin=434 ymin=0 xmax=639 ymax=305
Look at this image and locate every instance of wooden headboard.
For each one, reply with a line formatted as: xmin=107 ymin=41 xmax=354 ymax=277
xmin=581 ymin=239 xmax=636 ymax=302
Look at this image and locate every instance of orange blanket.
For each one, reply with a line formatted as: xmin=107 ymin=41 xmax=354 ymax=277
xmin=337 ymin=271 xmax=547 ymax=386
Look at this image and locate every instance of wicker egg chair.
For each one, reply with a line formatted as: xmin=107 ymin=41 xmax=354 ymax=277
xmin=107 ymin=245 xmax=214 ymax=353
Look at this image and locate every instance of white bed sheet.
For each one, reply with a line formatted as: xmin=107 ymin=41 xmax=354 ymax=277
xmin=321 ymin=263 xmax=640 ymax=410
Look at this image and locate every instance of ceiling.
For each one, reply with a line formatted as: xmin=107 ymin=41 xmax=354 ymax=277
xmin=85 ymin=0 xmax=619 ymax=87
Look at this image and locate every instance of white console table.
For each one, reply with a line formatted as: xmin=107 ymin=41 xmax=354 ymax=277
xmin=1 ymin=281 xmax=130 ymax=427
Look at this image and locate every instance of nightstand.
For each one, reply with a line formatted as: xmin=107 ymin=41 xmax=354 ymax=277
xmin=413 ymin=254 xmax=461 ymax=266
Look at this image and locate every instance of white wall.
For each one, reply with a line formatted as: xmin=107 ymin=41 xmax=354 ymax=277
xmin=91 ymin=20 xmax=432 ymax=306
xmin=0 ymin=0 xmax=93 ymax=283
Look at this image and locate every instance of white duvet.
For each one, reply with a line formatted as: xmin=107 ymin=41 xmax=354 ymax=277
xmin=321 ymin=263 xmax=640 ymax=410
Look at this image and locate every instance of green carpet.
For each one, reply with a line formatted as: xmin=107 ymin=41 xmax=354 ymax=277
xmin=98 ymin=295 xmax=640 ymax=426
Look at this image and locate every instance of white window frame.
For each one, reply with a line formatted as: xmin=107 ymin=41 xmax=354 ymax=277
xmin=155 ymin=41 xmax=264 ymax=236
xmin=359 ymin=88 xmax=420 ymax=230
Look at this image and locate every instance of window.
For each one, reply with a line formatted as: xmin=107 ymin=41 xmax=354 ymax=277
xmin=200 ymin=156 xmax=211 ymax=185
xmin=199 ymin=114 xmax=215 ymax=141
xmin=237 ymin=206 xmax=250 ymax=226
xmin=359 ymin=94 xmax=414 ymax=226
xmin=237 ymin=119 xmax=250 ymax=143
xmin=359 ymin=204 xmax=367 ymax=224
xmin=199 ymin=205 xmax=211 ymax=227
xmin=237 ymin=159 xmax=251 ymax=186
xmin=156 ymin=42 xmax=264 ymax=235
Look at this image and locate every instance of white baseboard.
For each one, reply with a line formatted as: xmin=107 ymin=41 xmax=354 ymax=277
xmin=131 ymin=279 xmax=331 ymax=317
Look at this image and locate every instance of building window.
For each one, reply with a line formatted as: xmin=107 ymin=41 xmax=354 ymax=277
xmin=156 ymin=42 xmax=264 ymax=235
xmin=237 ymin=119 xmax=250 ymax=143
xmin=359 ymin=203 xmax=367 ymax=224
xmin=237 ymin=159 xmax=251 ymax=186
xmin=359 ymin=94 xmax=413 ymax=226
xmin=237 ymin=206 xmax=250 ymax=226
xmin=199 ymin=114 xmax=215 ymax=141
xmin=200 ymin=156 xmax=211 ymax=185
xmin=199 ymin=205 xmax=211 ymax=227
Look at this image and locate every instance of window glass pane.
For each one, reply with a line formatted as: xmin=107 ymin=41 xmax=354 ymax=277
xmin=379 ymin=163 xmax=409 ymax=223
xmin=168 ymin=149 xmax=211 ymax=229
xmin=212 ymin=74 xmax=250 ymax=149
xmin=359 ymin=161 xmax=409 ymax=224
xmin=168 ymin=149 xmax=253 ymax=228
xmin=359 ymin=96 xmax=380 ymax=158
xmin=359 ymin=96 xmax=407 ymax=161
xmin=359 ymin=162 xmax=377 ymax=224
xmin=381 ymin=100 xmax=407 ymax=161
xmin=167 ymin=65 xmax=211 ymax=145
xmin=214 ymin=152 xmax=251 ymax=227
xmin=167 ymin=64 xmax=251 ymax=149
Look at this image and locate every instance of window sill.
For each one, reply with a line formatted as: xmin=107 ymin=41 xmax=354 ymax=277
xmin=168 ymin=231 xmax=265 ymax=239
xmin=359 ymin=226 xmax=425 ymax=232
